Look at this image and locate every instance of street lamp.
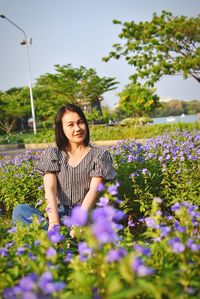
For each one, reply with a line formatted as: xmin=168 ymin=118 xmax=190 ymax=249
xmin=0 ymin=14 xmax=37 ymax=134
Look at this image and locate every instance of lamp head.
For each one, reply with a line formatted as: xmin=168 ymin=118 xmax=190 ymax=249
xmin=0 ymin=14 xmax=6 ymax=18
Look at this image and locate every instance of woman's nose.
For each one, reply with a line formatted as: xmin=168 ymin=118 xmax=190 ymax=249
xmin=74 ymin=123 xmax=81 ymax=131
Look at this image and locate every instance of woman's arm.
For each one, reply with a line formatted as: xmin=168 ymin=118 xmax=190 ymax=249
xmin=81 ymin=177 xmax=104 ymax=211
xmin=43 ymin=173 xmax=60 ymax=230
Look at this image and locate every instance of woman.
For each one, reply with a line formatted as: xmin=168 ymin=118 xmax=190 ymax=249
xmin=12 ymin=104 xmax=116 ymax=231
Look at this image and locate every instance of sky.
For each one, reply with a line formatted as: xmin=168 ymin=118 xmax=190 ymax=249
xmin=0 ymin=0 xmax=199 ymax=108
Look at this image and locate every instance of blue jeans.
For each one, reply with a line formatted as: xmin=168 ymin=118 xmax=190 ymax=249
xmin=12 ymin=204 xmax=70 ymax=230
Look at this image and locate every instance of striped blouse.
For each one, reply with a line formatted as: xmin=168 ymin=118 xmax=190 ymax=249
xmin=36 ymin=145 xmax=116 ymax=207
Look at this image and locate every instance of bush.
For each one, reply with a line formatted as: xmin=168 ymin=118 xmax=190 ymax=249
xmin=0 ymin=151 xmax=44 ymax=214
xmin=112 ymin=129 xmax=200 ymax=218
xmin=0 ymin=129 xmax=199 ymax=298
xmin=0 ymin=195 xmax=199 ymax=298
xmin=120 ymin=117 xmax=153 ymax=126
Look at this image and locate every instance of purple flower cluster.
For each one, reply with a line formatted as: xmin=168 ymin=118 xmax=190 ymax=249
xmin=111 ymin=130 xmax=200 ymax=176
xmin=131 ymin=256 xmax=154 ymax=277
xmin=78 ymin=242 xmax=93 ymax=261
xmin=106 ymin=248 xmax=127 ymax=262
xmin=47 ymin=225 xmax=64 ymax=243
xmin=92 ymin=206 xmax=124 ymax=245
xmin=62 ymin=206 xmax=88 ymax=227
xmin=3 ymin=271 xmax=65 ymax=299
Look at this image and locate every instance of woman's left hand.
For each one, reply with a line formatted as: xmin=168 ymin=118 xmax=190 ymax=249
xmin=70 ymin=227 xmax=76 ymax=238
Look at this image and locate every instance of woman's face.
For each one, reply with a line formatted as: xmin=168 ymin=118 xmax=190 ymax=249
xmin=62 ymin=111 xmax=87 ymax=145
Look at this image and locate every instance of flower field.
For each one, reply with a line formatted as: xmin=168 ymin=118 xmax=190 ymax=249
xmin=0 ymin=129 xmax=199 ymax=299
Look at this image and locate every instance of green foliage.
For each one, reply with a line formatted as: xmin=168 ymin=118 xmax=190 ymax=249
xmin=118 ymin=83 xmax=160 ymax=117
xmin=119 ymin=117 xmax=153 ymax=126
xmin=0 ymin=122 xmax=200 ymax=144
xmin=103 ymin=11 xmax=200 ymax=86
xmin=0 ymin=87 xmax=31 ymax=134
xmin=0 ymin=195 xmax=199 ymax=298
xmin=113 ymin=130 xmax=200 ymax=218
xmin=34 ymin=64 xmax=118 ymax=124
xmin=0 ymin=64 xmax=118 ymax=132
xmin=0 ymin=134 xmax=24 ymax=144
xmin=0 ymin=130 xmax=199 ymax=298
xmin=0 ymin=152 xmax=44 ymax=214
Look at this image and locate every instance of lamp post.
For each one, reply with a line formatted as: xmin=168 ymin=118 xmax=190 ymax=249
xmin=0 ymin=14 xmax=37 ymax=134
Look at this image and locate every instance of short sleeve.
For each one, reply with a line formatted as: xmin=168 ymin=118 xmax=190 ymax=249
xmin=90 ymin=150 xmax=116 ymax=180
xmin=35 ymin=147 xmax=60 ymax=176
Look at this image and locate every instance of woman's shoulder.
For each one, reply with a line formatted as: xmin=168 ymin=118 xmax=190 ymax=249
xmin=89 ymin=144 xmax=111 ymax=157
xmin=42 ymin=146 xmax=63 ymax=159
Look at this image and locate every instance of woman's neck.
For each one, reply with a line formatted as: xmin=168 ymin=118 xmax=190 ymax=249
xmin=66 ymin=143 xmax=87 ymax=155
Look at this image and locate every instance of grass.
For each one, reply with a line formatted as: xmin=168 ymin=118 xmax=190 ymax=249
xmin=0 ymin=122 xmax=199 ymax=144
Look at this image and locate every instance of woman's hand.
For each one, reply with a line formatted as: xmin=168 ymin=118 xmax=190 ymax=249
xmin=70 ymin=226 xmax=76 ymax=238
xmin=48 ymin=223 xmax=60 ymax=231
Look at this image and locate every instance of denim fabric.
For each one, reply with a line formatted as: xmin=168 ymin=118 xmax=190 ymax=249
xmin=12 ymin=203 xmax=70 ymax=230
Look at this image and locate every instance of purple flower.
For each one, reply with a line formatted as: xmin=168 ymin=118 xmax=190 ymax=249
xmin=127 ymin=154 xmax=133 ymax=162
xmin=64 ymin=250 xmax=73 ymax=262
xmin=47 ymin=227 xmax=64 ymax=243
xmin=134 ymin=244 xmax=151 ymax=256
xmin=106 ymin=248 xmax=127 ymax=262
xmin=131 ymin=257 xmax=154 ymax=277
xmin=19 ymin=274 xmax=37 ymax=291
xmin=7 ymin=227 xmax=17 ymax=234
xmin=113 ymin=209 xmax=125 ymax=222
xmin=16 ymin=247 xmax=26 ymax=255
xmin=22 ymin=291 xmax=38 ymax=299
xmin=63 ymin=206 xmax=88 ymax=227
xmin=92 ymin=206 xmax=115 ymax=222
xmin=128 ymin=220 xmax=135 ymax=227
xmin=78 ymin=242 xmax=93 ymax=261
xmin=168 ymin=238 xmax=185 ymax=253
xmin=174 ymin=220 xmax=186 ymax=233
xmin=92 ymin=221 xmax=119 ymax=244
xmin=43 ymin=282 xmax=65 ymax=294
xmin=38 ymin=272 xmax=65 ymax=294
xmin=142 ymin=168 xmax=149 ymax=175
xmin=46 ymin=247 xmax=57 ymax=257
xmin=28 ymin=253 xmax=37 ymax=261
xmin=108 ymin=185 xmax=118 ymax=196
xmin=97 ymin=197 xmax=109 ymax=207
xmin=34 ymin=240 xmax=40 ymax=247
xmin=0 ymin=247 xmax=8 ymax=257
xmin=38 ymin=272 xmax=53 ymax=289
xmin=144 ymin=217 xmax=158 ymax=229
xmin=187 ymin=239 xmax=200 ymax=251
xmin=96 ymin=182 xmax=105 ymax=192
xmin=160 ymin=226 xmax=171 ymax=238
xmin=171 ymin=202 xmax=181 ymax=211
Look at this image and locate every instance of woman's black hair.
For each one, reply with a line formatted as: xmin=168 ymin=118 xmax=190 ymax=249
xmin=55 ymin=103 xmax=90 ymax=151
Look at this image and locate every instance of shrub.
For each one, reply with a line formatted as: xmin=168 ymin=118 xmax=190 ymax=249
xmin=0 ymin=193 xmax=199 ymax=298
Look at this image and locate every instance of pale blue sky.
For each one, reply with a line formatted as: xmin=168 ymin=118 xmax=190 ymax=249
xmin=0 ymin=0 xmax=199 ymax=107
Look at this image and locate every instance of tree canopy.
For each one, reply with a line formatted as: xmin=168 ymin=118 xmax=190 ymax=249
xmin=35 ymin=64 xmax=118 ymax=105
xmin=103 ymin=11 xmax=200 ymax=86
xmin=0 ymin=64 xmax=118 ymax=132
xmin=117 ymin=83 xmax=160 ymax=117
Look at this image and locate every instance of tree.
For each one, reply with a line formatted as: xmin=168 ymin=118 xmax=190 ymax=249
xmin=0 ymin=88 xmax=30 ymax=134
xmin=117 ymin=83 xmax=160 ymax=117
xmin=35 ymin=64 xmax=118 ymax=122
xmin=103 ymin=11 xmax=200 ymax=86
